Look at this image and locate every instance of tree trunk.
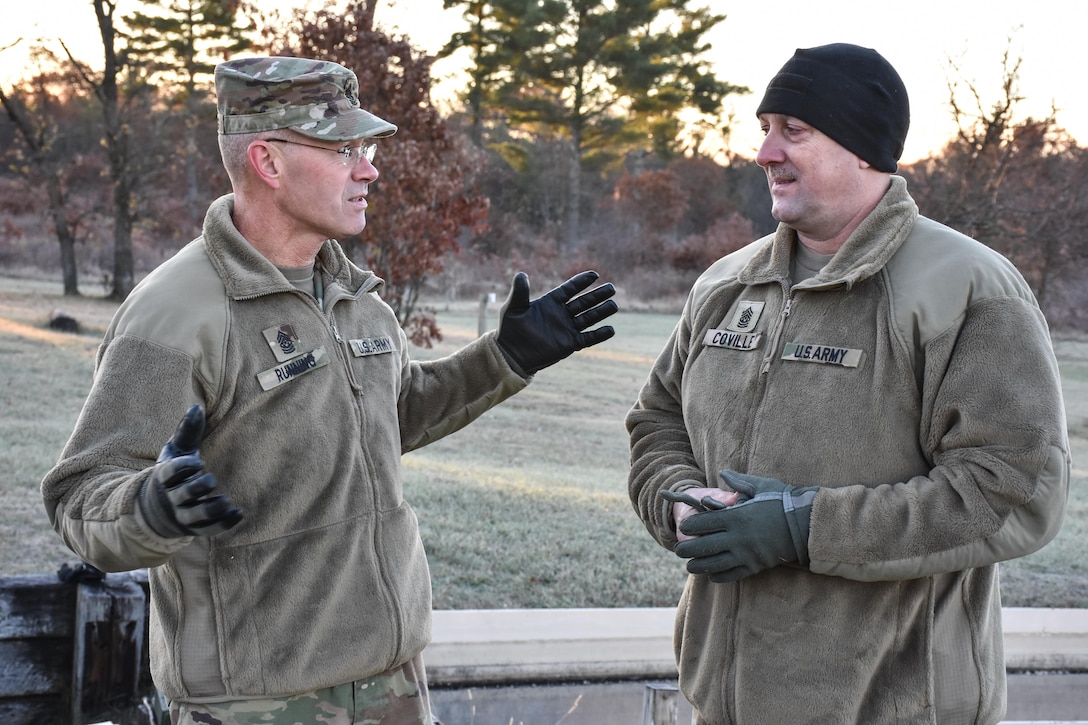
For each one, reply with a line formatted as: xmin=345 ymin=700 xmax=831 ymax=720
xmin=184 ymin=70 xmax=202 ymax=230
xmin=94 ymin=0 xmax=136 ymax=301
xmin=44 ymin=172 xmax=81 ymax=296
xmin=185 ymin=113 xmax=200 ymax=229
xmin=0 ymin=88 xmax=82 ymax=296
xmin=564 ymin=143 xmax=580 ymax=257
xmin=110 ymin=171 xmax=135 ymax=300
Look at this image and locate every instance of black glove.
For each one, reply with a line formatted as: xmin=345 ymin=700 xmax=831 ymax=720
xmin=137 ymin=405 xmax=242 ymax=538
xmin=496 ymin=270 xmax=618 ymax=376
xmin=673 ymin=470 xmax=817 ymax=583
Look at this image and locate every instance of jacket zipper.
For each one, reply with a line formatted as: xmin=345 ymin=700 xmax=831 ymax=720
xmin=745 ymin=280 xmax=793 ymax=467
xmin=760 ymin=279 xmax=793 ymax=374
xmin=320 ymin=274 xmax=383 ymax=393
xmin=319 ymin=274 xmax=405 ymax=662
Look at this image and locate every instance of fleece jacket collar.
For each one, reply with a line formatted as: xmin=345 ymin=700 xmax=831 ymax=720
xmin=738 ymin=175 xmax=920 ymax=290
xmin=201 ymin=194 xmax=383 ymax=301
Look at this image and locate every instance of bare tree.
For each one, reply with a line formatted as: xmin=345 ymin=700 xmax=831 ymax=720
xmin=1 ymin=63 xmax=83 ymax=295
xmin=904 ymin=38 xmax=1088 ymax=324
xmin=63 ymin=0 xmax=144 ymax=300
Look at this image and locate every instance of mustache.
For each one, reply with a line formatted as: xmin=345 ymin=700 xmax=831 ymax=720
xmin=767 ymin=166 xmax=796 ymax=182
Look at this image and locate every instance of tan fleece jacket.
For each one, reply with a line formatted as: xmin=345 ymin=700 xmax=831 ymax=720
xmin=42 ymin=194 xmax=527 ymax=701
xmin=627 ymin=177 xmax=1069 ymax=724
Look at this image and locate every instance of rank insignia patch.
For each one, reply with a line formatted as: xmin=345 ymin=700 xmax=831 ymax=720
xmin=263 ymin=324 xmax=303 ymax=362
xmin=726 ymin=300 xmax=766 ymax=332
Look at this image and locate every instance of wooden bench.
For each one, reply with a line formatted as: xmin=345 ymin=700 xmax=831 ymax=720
xmin=4 ymin=567 xmax=1086 ymax=724
xmin=0 ymin=567 xmax=157 ymax=724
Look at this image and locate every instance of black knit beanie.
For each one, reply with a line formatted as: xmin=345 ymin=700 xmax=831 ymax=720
xmin=756 ymin=43 xmax=910 ymax=172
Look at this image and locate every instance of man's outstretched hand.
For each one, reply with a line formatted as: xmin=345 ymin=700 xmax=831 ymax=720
xmin=138 ymin=404 xmax=242 ymax=538
xmin=497 ymin=270 xmax=618 ymax=376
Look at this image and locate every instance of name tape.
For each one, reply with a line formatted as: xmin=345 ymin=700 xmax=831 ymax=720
xmin=781 ymin=342 xmax=862 ymax=368
xmin=349 ymin=336 xmax=395 ymax=357
xmin=257 ymin=346 xmax=329 ymax=390
xmin=704 ymin=328 xmax=762 ymax=351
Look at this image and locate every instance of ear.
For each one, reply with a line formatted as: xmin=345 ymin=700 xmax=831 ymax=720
xmin=248 ymin=140 xmax=284 ymax=189
xmin=858 ymin=157 xmax=873 ymax=170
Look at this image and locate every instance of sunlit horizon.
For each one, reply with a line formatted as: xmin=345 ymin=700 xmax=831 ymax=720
xmin=1 ymin=0 xmax=1081 ymax=164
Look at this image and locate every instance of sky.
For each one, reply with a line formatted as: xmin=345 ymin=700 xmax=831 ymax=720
xmin=1 ymin=0 xmax=1081 ymax=164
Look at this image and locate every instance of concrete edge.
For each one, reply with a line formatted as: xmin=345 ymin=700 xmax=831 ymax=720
xmin=424 ymin=607 xmax=1088 ymax=686
xmin=1004 ymin=607 xmax=1088 ymax=672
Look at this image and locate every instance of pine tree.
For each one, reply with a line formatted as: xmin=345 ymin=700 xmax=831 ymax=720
xmin=124 ymin=0 xmax=251 ymax=224
xmin=442 ymin=0 xmax=746 ymax=253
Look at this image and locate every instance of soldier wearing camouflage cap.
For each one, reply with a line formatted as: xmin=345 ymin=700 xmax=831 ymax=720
xmin=215 ymin=56 xmax=397 ymax=140
xmin=43 ymin=54 xmax=619 ymax=724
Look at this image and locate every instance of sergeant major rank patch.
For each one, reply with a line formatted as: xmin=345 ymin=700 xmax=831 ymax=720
xmin=262 ymin=323 xmax=304 ymax=362
xmin=703 ymin=300 xmax=766 ymax=351
xmin=726 ymin=300 xmax=765 ymax=332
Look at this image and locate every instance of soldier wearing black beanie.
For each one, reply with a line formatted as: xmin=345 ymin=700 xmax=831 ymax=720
xmin=756 ymin=43 xmax=910 ymax=172
xmin=630 ymin=37 xmax=1067 ymax=725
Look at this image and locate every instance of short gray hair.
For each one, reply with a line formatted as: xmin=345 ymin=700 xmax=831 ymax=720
xmin=218 ymin=131 xmax=263 ymax=188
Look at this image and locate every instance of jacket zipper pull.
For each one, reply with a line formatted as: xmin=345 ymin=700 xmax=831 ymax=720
xmin=316 ymin=269 xmax=342 ymax=342
xmin=760 ymin=289 xmax=794 ymax=374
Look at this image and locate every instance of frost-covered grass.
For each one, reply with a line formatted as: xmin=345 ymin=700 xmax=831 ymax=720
xmin=3 ymin=277 xmax=1084 ymax=608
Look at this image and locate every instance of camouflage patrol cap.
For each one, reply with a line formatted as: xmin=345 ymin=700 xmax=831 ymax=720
xmin=215 ymin=56 xmax=397 ymax=141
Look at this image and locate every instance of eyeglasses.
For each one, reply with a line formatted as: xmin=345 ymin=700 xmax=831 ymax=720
xmin=265 ymin=137 xmax=378 ymax=166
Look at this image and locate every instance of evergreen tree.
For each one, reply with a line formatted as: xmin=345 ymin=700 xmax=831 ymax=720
xmin=442 ymin=0 xmax=746 ymax=252
xmin=124 ymin=0 xmax=251 ymax=224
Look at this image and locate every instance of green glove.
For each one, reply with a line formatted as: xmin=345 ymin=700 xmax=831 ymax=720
xmin=674 ymin=470 xmax=817 ymax=583
xmin=496 ymin=271 xmax=617 ymax=376
xmin=138 ymin=405 xmax=243 ymax=538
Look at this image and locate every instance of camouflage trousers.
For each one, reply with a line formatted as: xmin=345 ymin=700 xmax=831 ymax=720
xmin=169 ymin=655 xmax=441 ymax=725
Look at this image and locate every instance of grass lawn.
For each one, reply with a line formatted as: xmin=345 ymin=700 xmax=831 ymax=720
xmin=2 ymin=276 xmax=1085 ymax=608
